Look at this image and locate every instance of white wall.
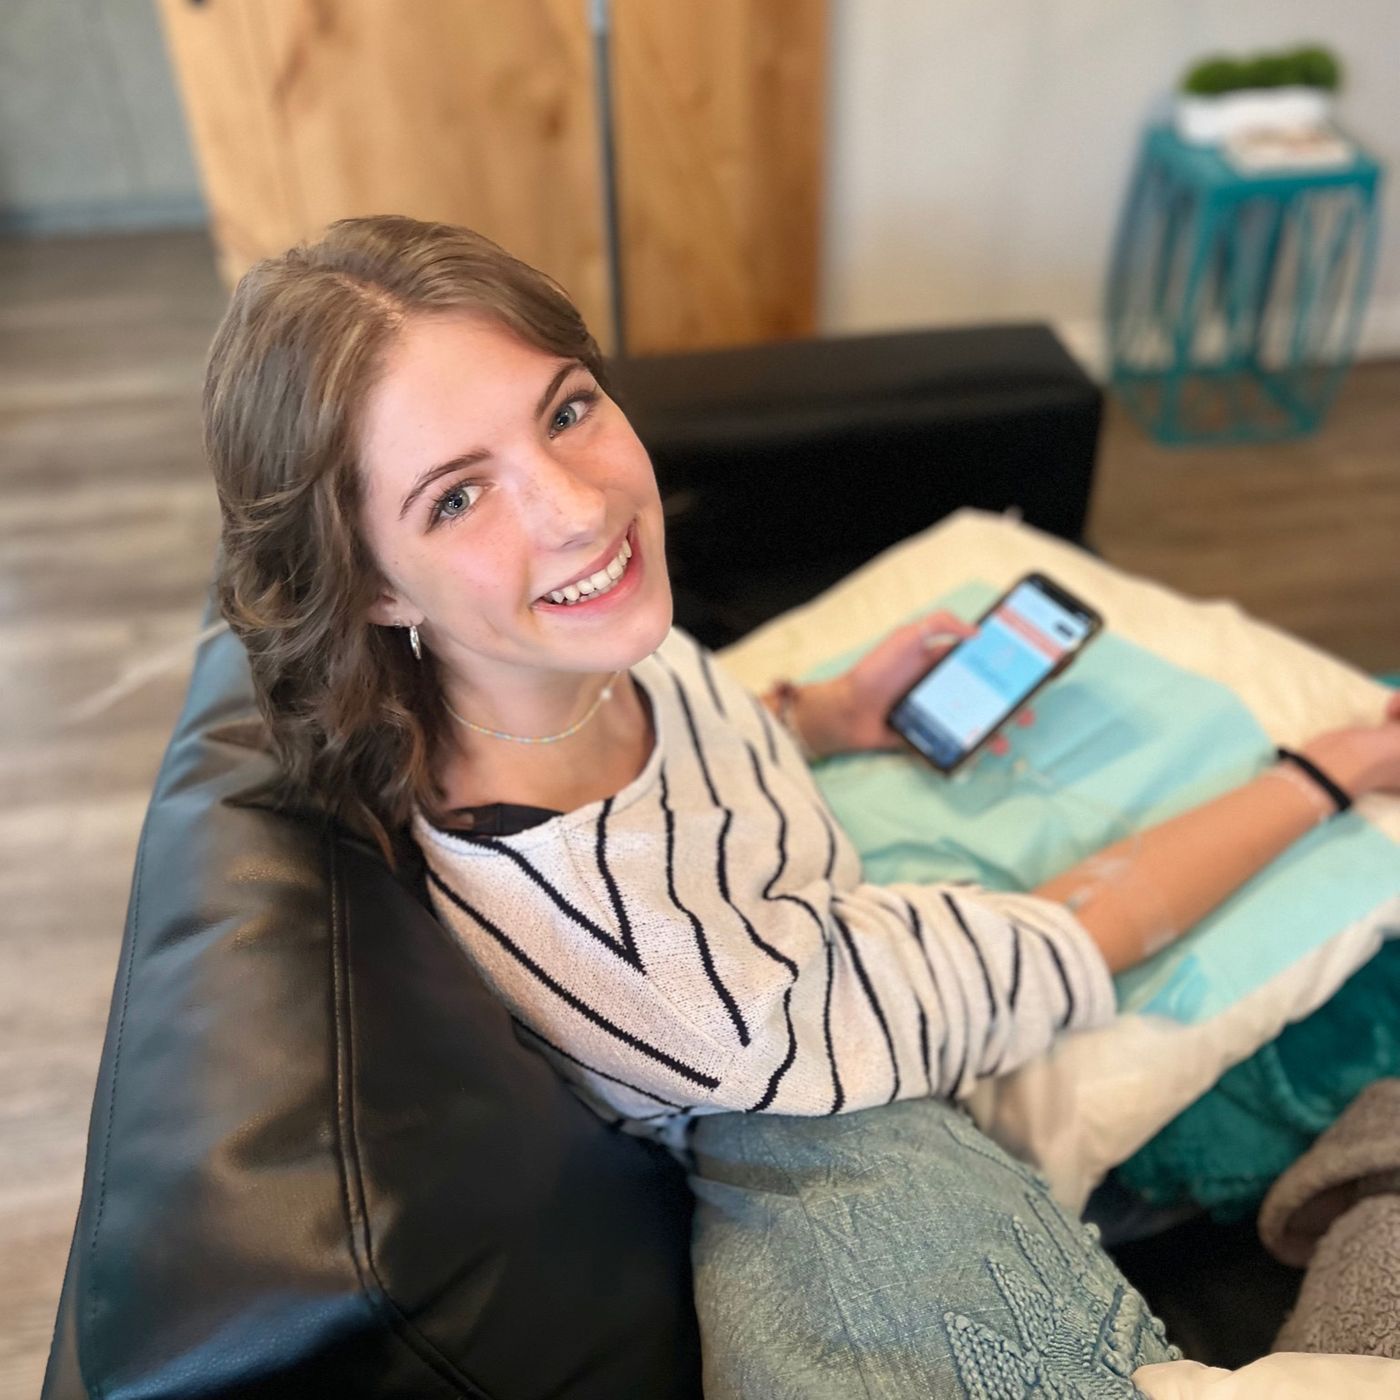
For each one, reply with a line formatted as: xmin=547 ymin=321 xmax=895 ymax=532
xmin=0 ymin=0 xmax=202 ymax=233
xmin=821 ymin=0 xmax=1400 ymax=371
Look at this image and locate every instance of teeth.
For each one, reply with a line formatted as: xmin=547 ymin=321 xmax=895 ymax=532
xmin=541 ymin=534 xmax=634 ymax=605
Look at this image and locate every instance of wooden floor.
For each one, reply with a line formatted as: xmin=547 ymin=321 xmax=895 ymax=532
xmin=1089 ymin=371 xmax=1400 ymax=676
xmin=1 ymin=228 xmax=1397 ymax=1395
xmin=0 ymin=231 xmax=226 ymax=1397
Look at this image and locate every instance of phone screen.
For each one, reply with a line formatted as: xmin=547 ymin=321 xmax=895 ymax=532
xmin=889 ymin=578 xmax=1096 ymax=771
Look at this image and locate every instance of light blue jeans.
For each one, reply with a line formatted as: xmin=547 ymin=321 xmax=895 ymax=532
xmin=689 ymin=1097 xmax=1180 ymax=1399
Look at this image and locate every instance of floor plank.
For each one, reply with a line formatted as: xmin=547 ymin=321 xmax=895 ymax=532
xmin=0 ymin=229 xmax=224 ymax=1398
xmin=1090 ymin=365 xmax=1400 ymax=674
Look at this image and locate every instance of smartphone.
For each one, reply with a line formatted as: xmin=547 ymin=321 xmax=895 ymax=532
xmin=887 ymin=573 xmax=1102 ymax=774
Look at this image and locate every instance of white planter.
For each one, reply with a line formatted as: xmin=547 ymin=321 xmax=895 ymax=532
xmin=1175 ymin=86 xmax=1334 ymax=146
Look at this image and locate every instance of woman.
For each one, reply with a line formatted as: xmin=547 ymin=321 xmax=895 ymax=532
xmin=207 ymin=215 xmax=1400 ymax=1392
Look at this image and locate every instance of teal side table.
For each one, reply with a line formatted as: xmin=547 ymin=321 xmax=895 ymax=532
xmin=1107 ymin=125 xmax=1383 ymax=445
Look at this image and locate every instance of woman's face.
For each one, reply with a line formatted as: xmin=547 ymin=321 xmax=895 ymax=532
xmin=357 ymin=313 xmax=671 ymax=691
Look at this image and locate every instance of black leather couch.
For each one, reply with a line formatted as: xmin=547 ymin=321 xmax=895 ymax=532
xmin=44 ymin=325 xmax=1105 ymax=1397
xmin=611 ymin=324 xmax=1101 ymax=647
xmin=41 ymin=616 xmax=701 ymax=1400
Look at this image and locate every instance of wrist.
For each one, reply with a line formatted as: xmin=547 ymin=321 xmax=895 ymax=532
xmin=1294 ymin=740 xmax=1366 ymax=803
xmin=763 ymin=678 xmax=851 ymax=760
xmin=1260 ymin=763 xmax=1334 ymax=827
xmin=793 ymin=677 xmax=855 ymax=759
xmin=1279 ymin=746 xmax=1354 ymax=814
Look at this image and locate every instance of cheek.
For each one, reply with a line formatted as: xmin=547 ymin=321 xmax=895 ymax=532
xmin=616 ymin=433 xmax=660 ymax=500
xmin=433 ymin=528 xmax=528 ymax=607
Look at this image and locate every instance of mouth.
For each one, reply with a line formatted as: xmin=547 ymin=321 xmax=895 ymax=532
xmin=534 ymin=522 xmax=640 ymax=610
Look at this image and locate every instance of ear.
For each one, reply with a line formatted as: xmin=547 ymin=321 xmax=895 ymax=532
xmin=365 ymin=589 xmax=419 ymax=629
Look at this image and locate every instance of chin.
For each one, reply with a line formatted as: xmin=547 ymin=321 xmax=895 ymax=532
xmin=615 ymin=578 xmax=674 ymax=667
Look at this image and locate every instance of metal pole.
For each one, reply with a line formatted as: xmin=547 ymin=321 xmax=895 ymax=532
xmin=589 ymin=0 xmax=626 ymax=355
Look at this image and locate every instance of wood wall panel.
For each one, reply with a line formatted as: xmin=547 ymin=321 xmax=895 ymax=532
xmin=155 ymin=0 xmax=608 ymax=339
xmin=255 ymin=0 xmax=609 ymax=339
xmin=154 ymin=0 xmax=303 ymax=285
xmin=611 ymin=0 xmax=826 ymax=352
xmin=156 ymin=1 xmax=825 ymax=353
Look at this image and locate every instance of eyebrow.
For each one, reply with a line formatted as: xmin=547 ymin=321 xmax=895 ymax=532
xmin=397 ymin=358 xmax=588 ymax=520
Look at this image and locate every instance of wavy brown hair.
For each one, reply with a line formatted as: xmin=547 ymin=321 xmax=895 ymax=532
xmin=205 ymin=215 xmax=608 ymax=862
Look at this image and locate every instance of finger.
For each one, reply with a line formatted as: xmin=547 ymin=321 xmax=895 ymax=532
xmin=921 ymin=621 xmax=976 ymax=651
xmin=919 ymin=610 xmax=975 ymax=638
xmin=1386 ymin=690 xmax=1400 ymax=723
xmin=920 ymin=637 xmax=961 ymax=661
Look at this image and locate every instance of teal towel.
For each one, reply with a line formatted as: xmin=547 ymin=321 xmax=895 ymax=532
xmin=1118 ymin=937 xmax=1400 ymax=1219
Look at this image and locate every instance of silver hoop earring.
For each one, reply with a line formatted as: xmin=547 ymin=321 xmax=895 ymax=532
xmin=408 ymin=623 xmax=422 ymax=661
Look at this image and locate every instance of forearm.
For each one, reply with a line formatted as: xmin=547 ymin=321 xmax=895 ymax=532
xmin=762 ymin=669 xmax=1393 ymax=976
xmin=1034 ymin=766 xmax=1333 ymax=974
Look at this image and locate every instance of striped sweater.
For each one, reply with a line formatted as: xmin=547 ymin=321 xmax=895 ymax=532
xmin=414 ymin=628 xmax=1116 ymax=1143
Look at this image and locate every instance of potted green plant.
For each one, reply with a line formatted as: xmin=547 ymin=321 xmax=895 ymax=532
xmin=1175 ymin=45 xmax=1342 ymax=145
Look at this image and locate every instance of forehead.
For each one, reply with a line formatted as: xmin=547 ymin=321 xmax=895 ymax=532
xmin=370 ymin=312 xmax=558 ymax=424
xmin=357 ymin=313 xmax=566 ymax=483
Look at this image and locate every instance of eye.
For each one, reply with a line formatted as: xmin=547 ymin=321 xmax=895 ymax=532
xmin=549 ymin=389 xmax=598 ymax=436
xmin=430 ymin=479 xmax=483 ymax=525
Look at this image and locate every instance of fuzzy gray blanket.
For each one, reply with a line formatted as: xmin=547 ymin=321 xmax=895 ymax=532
xmin=1258 ymin=1078 xmax=1400 ymax=1358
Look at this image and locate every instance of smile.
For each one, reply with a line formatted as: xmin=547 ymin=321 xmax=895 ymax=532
xmin=537 ymin=527 xmax=635 ymax=607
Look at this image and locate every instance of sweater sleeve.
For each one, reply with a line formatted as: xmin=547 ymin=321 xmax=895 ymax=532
xmin=923 ymin=887 xmax=1119 ymax=1094
xmin=424 ymin=845 xmax=1115 ymax=1123
xmin=629 ymin=882 xmax=1119 ymax=1119
xmin=415 ymin=631 xmax=1120 ymax=1127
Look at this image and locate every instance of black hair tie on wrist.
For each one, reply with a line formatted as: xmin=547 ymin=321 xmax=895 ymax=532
xmin=1275 ymin=746 xmax=1353 ymax=816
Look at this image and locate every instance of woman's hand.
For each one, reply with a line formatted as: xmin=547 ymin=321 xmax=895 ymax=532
xmin=1300 ymin=690 xmax=1400 ymax=798
xmin=789 ymin=611 xmax=1034 ymax=758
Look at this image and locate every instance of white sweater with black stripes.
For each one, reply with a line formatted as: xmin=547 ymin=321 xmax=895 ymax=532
xmin=414 ymin=628 xmax=1116 ymax=1142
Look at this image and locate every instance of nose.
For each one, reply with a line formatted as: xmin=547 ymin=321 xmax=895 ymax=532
xmin=514 ymin=443 xmax=608 ymax=550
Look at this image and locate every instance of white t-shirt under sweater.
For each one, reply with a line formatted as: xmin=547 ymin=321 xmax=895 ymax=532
xmin=414 ymin=627 xmax=1116 ymax=1145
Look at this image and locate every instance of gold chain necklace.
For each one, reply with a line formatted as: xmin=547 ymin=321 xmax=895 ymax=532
xmin=444 ymin=671 xmax=622 ymax=745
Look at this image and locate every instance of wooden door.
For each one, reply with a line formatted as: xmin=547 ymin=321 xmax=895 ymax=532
xmin=155 ymin=0 xmax=608 ymax=335
xmin=156 ymin=0 xmax=825 ymax=352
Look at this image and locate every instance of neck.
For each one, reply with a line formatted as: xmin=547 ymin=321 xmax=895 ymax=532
xmin=435 ymin=671 xmax=653 ymax=811
xmin=445 ymin=669 xmax=620 ymax=745
xmin=443 ymin=664 xmax=616 ymax=742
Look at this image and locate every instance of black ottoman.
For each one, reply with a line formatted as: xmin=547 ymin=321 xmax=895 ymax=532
xmin=610 ymin=324 xmax=1102 ymax=648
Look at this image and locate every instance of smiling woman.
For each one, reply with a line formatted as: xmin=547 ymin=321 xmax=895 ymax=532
xmin=205 ymin=215 xmax=670 ymax=855
xmin=353 ymin=309 xmax=671 ymax=815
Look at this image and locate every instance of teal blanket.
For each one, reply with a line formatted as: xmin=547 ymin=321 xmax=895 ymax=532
xmin=806 ymin=582 xmax=1399 ymax=1022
